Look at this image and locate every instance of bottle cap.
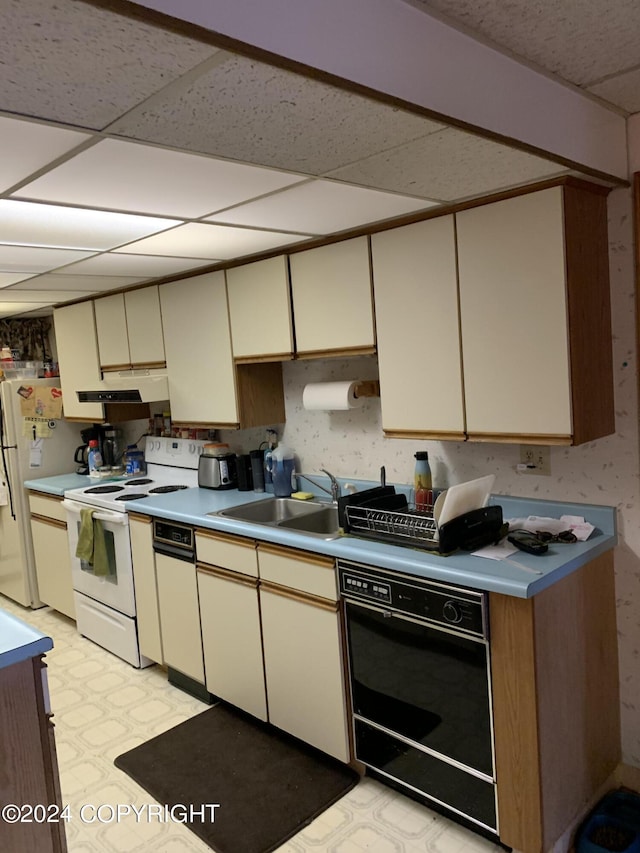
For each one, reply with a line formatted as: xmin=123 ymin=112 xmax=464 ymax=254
xmin=89 ymin=439 xmax=99 ymax=447
xmin=415 ymin=451 xmax=429 ymax=460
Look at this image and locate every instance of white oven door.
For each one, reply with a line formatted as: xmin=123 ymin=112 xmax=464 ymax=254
xmin=63 ymin=498 xmax=136 ymax=617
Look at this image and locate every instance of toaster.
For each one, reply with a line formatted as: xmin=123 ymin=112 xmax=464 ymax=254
xmin=198 ymin=452 xmax=238 ymax=490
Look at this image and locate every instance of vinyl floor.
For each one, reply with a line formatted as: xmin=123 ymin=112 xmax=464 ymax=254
xmin=1 ymin=594 xmax=504 ymax=853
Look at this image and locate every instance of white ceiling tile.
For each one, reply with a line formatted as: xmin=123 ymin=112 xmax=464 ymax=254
xmin=109 ymin=53 xmax=445 ymax=174
xmin=60 ymin=253 xmax=214 ymax=277
xmin=411 ymin=0 xmax=640 ymax=87
xmin=0 ymin=289 xmax=90 ymax=303
xmin=0 ymin=200 xmax=180 ymax=250
xmin=206 ymin=181 xmax=435 ymax=234
xmin=327 ymin=128 xmax=568 ymax=201
xmin=15 ymin=274 xmax=142 ymax=292
xmin=0 ymin=245 xmax=97 ymax=273
xmin=18 ymin=138 xmax=306 ymax=218
xmin=587 ymin=69 xmax=640 ymax=114
xmin=0 ymin=116 xmax=88 ymax=192
xmin=0 ymin=0 xmax=218 ymax=129
xmin=0 ymin=272 xmax=38 ymax=288
xmin=123 ymin=223 xmax=310 ymax=260
xmin=0 ymin=302 xmax=54 ymax=318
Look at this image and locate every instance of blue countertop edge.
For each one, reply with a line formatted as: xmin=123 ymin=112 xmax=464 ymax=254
xmin=0 ymin=609 xmax=53 ymax=670
xmin=24 ymin=474 xmax=617 ymax=599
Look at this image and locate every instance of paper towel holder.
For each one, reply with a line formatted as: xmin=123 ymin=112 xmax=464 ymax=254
xmin=353 ymin=380 xmax=380 ymax=399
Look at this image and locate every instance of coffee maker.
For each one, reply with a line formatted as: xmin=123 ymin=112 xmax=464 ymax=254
xmin=74 ymin=425 xmax=106 ymax=474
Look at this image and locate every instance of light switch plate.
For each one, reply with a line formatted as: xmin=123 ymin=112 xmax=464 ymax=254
xmin=519 ymin=445 xmax=551 ymax=476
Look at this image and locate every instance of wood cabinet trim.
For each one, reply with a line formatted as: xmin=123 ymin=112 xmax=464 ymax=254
xmin=257 ymin=541 xmax=335 ymax=569
xmin=130 ymin=360 xmax=167 ymax=370
xmin=129 ymin=513 xmax=152 ymax=524
xmin=467 ymin=432 xmax=572 ymax=445
xmin=234 ymin=353 xmax=293 ymax=364
xmin=260 ymin=580 xmax=338 ymax=612
xmin=295 ymin=345 xmax=376 ymax=360
xmin=101 ymin=362 xmax=133 ymax=372
xmin=196 ymin=529 xmax=255 ymax=549
xmin=384 ymin=429 xmax=466 ymax=441
xmin=28 ymin=491 xmax=62 ymax=503
xmin=30 ymin=514 xmax=67 ymax=530
xmin=197 ymin=562 xmax=258 ymax=587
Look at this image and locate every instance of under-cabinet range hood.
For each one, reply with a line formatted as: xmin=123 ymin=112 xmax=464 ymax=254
xmin=77 ymin=370 xmax=169 ymax=404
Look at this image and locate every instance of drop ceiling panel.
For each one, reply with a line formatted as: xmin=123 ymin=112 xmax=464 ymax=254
xmin=327 ymin=128 xmax=568 ymax=201
xmin=412 ymin=0 xmax=640 ymax=87
xmin=14 ymin=274 xmax=142 ymax=292
xmin=588 ymin=69 xmax=640 ymax=114
xmin=123 ymin=223 xmax=310 ymax=259
xmin=0 ymin=272 xmax=38 ymax=288
xmin=110 ymin=53 xmax=446 ymax=175
xmin=60 ymin=253 xmax=214 ymax=277
xmin=206 ymin=180 xmax=435 ymax=234
xmin=0 ymin=116 xmax=88 ymax=192
xmin=18 ymin=138 xmax=306 ymax=218
xmin=0 ymin=245 xmax=97 ymax=273
xmin=0 ymin=200 xmax=180 ymax=250
xmin=0 ymin=0 xmax=218 ymax=129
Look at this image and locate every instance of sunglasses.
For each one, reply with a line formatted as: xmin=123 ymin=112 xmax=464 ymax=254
xmin=534 ymin=529 xmax=577 ymax=544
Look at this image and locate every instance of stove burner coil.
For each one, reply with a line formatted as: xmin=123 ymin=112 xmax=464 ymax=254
xmin=148 ymin=484 xmax=189 ymax=494
xmin=115 ymin=493 xmax=149 ymax=501
xmin=84 ymin=485 xmax=125 ymax=494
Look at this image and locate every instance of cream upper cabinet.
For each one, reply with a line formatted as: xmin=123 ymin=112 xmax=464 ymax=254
xmin=289 ymin=236 xmax=375 ymax=357
xmin=371 ymin=215 xmax=465 ymax=440
xmin=53 ymin=301 xmax=104 ymax=421
xmin=456 ymin=184 xmax=614 ymax=444
xmin=160 ymin=272 xmax=238 ymax=426
xmin=94 ymin=293 xmax=129 ymax=370
xmin=226 ymin=256 xmax=293 ymax=361
xmin=95 ymin=287 xmax=165 ymax=370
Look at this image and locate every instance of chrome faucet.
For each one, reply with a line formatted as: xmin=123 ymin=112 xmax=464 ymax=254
xmin=295 ymin=470 xmax=342 ymax=503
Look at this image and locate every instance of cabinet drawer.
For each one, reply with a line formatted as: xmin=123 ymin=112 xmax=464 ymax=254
xmin=196 ymin=529 xmax=258 ymax=577
xmin=257 ymin=543 xmax=337 ymax=600
xmin=28 ymin=492 xmax=66 ymax=523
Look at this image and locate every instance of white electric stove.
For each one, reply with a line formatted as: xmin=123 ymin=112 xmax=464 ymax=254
xmin=62 ymin=437 xmax=206 ymax=668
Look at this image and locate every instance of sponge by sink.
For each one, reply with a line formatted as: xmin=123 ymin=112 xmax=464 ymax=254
xmin=291 ymin=491 xmax=315 ymax=500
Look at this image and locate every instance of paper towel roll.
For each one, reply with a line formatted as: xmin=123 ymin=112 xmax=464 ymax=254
xmin=302 ymin=381 xmax=364 ymax=411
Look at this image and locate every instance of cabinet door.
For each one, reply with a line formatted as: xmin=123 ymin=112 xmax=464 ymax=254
xmin=129 ymin=516 xmax=162 ymax=664
xmin=94 ymin=293 xmax=130 ymax=370
xmin=160 ymin=272 xmax=238 ymax=426
xmin=198 ymin=567 xmax=267 ymax=721
xmin=456 ymin=188 xmax=572 ymax=441
xmin=261 ymin=585 xmax=349 ymax=762
xmin=290 ymin=236 xmax=375 ymax=357
xmin=371 ymin=216 xmax=464 ymax=439
xmin=226 ymin=256 xmax=293 ymax=361
xmin=156 ymin=553 xmax=204 ymax=683
xmin=30 ymin=516 xmax=75 ymax=620
xmin=125 ymin=286 xmax=165 ymax=367
xmin=53 ymin=302 xmax=104 ymax=420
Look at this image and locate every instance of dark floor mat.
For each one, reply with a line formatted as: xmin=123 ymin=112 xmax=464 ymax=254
xmin=114 ymin=702 xmax=359 ymax=853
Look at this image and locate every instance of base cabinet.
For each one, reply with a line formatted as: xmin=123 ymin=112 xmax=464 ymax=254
xmin=260 ymin=583 xmax=350 ymax=762
xmin=28 ymin=493 xmax=75 ymax=620
xmin=155 ymin=553 xmax=204 ymax=684
xmin=129 ymin=515 xmax=163 ymax=664
xmin=0 ymin=656 xmax=67 ymax=853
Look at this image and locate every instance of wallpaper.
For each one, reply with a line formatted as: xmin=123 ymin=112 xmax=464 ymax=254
xmin=223 ymin=185 xmax=640 ymax=768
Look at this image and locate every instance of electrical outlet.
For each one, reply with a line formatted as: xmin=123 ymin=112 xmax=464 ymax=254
xmin=519 ymin=445 xmax=551 ymax=476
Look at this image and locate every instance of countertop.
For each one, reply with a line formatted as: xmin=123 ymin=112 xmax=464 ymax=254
xmin=24 ymin=475 xmax=617 ymax=599
xmin=0 ymin=608 xmax=53 ymax=670
xmin=25 ymin=472 xmax=93 ymax=495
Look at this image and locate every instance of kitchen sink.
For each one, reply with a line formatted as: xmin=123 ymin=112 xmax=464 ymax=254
xmin=212 ymin=497 xmax=341 ymax=539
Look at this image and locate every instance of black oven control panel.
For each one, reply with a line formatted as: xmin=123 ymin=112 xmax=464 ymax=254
xmin=338 ymin=561 xmax=486 ymax=639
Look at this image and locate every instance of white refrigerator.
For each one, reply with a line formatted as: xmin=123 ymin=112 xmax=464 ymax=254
xmin=0 ymin=378 xmax=89 ymax=607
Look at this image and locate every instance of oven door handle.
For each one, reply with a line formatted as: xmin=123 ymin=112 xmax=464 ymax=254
xmin=62 ymin=499 xmax=129 ymax=525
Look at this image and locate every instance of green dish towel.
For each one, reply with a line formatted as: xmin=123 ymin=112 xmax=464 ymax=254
xmin=76 ymin=507 xmax=110 ymax=577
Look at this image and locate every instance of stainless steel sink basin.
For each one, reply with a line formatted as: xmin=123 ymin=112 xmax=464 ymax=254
xmin=214 ymin=497 xmax=325 ymax=524
xmin=278 ymin=505 xmax=340 ymax=538
xmin=212 ymin=497 xmax=341 ymax=539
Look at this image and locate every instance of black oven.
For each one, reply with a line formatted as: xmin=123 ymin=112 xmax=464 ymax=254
xmin=339 ymin=561 xmax=497 ymax=834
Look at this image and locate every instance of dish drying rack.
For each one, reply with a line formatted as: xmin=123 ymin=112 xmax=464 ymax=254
xmin=344 ymin=504 xmax=440 ymax=551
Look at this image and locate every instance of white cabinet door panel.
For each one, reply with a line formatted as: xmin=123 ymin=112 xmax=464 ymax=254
xmin=130 ymin=517 xmax=162 ymax=664
xmin=160 ymin=272 xmax=238 ymax=425
xmin=290 ymin=236 xmax=375 ymax=354
xmin=456 ymin=188 xmax=572 ymax=437
xmin=156 ymin=553 xmax=204 ymax=683
xmin=53 ymin=302 xmax=104 ymax=421
xmin=371 ymin=215 xmax=464 ymax=436
xmin=125 ymin=286 xmax=165 ymax=366
xmin=94 ymin=293 xmax=129 ymax=369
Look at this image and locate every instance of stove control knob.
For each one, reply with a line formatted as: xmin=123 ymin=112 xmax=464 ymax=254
xmin=443 ymin=600 xmax=463 ymax=624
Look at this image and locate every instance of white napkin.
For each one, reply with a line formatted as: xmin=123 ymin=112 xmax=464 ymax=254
xmin=507 ymin=514 xmax=594 ymax=541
